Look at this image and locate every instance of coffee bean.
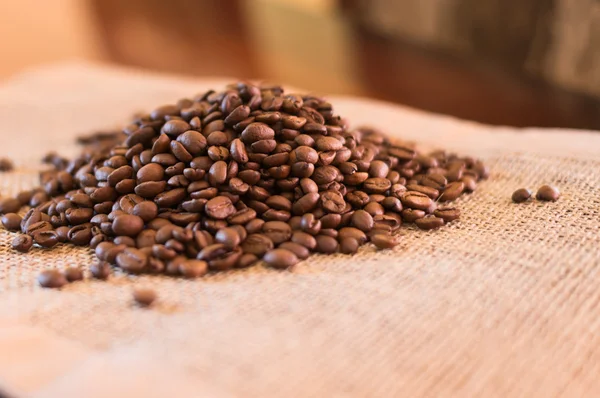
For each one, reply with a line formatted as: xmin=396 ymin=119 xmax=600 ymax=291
xmin=205 ymin=196 xmax=236 ymax=219
xmin=262 ymin=221 xmax=292 ymax=244
xmin=241 ymin=234 xmax=273 ymax=256
xmin=263 ymin=248 xmax=299 ymax=269
xmin=12 ymin=234 xmax=33 ymax=252
xmin=116 ymin=248 xmax=148 ymax=273
xmin=291 ymin=231 xmax=317 ymax=249
xmin=56 ymin=226 xmax=71 ymax=243
xmin=133 ymin=288 xmax=157 ymax=307
xmin=434 ymin=208 xmax=460 ymax=222
xmin=370 ymin=233 xmax=400 ymax=249
xmin=363 ymin=178 xmax=391 ymax=194
xmin=439 ymin=181 xmax=465 ymax=202
xmin=278 ymin=242 xmax=310 ymax=260
xmin=133 ymin=201 xmax=159 ymax=222
xmin=536 ymin=185 xmax=560 ymax=202
xmin=320 ymin=191 xmax=346 ymax=214
xmin=38 ymin=269 xmax=68 ymax=288
xmin=351 ymin=210 xmax=374 ymax=232
xmin=215 ymin=227 xmax=241 ymax=249
xmin=64 ymin=266 xmax=84 ymax=282
xmin=90 ymin=261 xmax=112 ymax=279
xmin=400 ymin=191 xmax=433 ymax=211
xmin=237 ymin=253 xmax=259 ymax=268
xmin=0 ymin=198 xmax=21 ymax=214
xmin=511 ymin=188 xmax=532 ymax=203
xmin=415 ymin=215 xmax=445 ymax=230
xmin=112 ymin=214 xmax=144 ymax=237
xmin=2 ymin=213 xmax=22 ymax=231
xmin=68 ymin=225 xmax=93 ymax=245
xmin=179 ymin=260 xmax=208 ymax=278
xmin=315 ymin=235 xmax=338 ymax=253
xmin=34 ymin=231 xmax=59 ymax=248
xmin=401 ymin=209 xmax=425 ymax=223
xmin=340 ymin=237 xmax=359 ymax=254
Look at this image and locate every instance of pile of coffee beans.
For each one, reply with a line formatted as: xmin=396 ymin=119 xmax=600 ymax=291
xmin=512 ymin=185 xmax=560 ymax=203
xmin=0 ymin=82 xmax=488 ymax=287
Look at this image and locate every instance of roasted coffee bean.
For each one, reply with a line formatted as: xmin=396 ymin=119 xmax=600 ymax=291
xmin=300 ymin=213 xmax=321 ymax=235
xmin=262 ymin=221 xmax=292 ymax=244
xmin=0 ymin=198 xmax=21 ymax=214
xmin=315 ymin=235 xmax=338 ymax=254
xmin=439 ymin=181 xmax=465 ymax=202
xmin=363 ymin=178 xmax=391 ymax=194
xmin=55 ymin=226 xmax=71 ymax=243
xmin=237 ymin=253 xmax=259 ymax=268
xmin=68 ymin=225 xmax=93 ymax=245
xmin=38 ymin=269 xmax=68 ymax=288
xmin=415 ymin=215 xmax=445 ymax=230
xmin=179 ymin=260 xmax=208 ymax=278
xmin=133 ymin=201 xmax=159 ymax=222
xmin=462 ymin=176 xmax=477 ymax=192
xmin=364 ymin=202 xmax=385 ymax=217
xmin=114 ymin=236 xmax=136 ymax=247
xmin=351 ymin=210 xmax=374 ymax=232
xmin=434 ymin=208 xmax=460 ymax=222
xmin=34 ymin=231 xmax=59 ymax=248
xmin=339 ymin=237 xmax=359 ymax=254
xmin=263 ymin=248 xmax=299 ymax=269
xmin=116 ymin=248 xmax=148 ymax=273
xmin=536 ymin=185 xmax=560 ymax=202
xmin=90 ymin=261 xmax=112 ymax=279
xmin=12 ymin=234 xmax=33 ymax=252
xmin=292 ymin=192 xmax=319 ymax=215
xmin=205 ymin=196 xmax=236 ymax=219
xmin=241 ymin=234 xmax=274 ymax=256
xmin=64 ymin=266 xmax=84 ymax=282
xmin=133 ymin=288 xmax=157 ymax=307
xmin=511 ymin=188 xmax=532 ymax=203
xmin=320 ymin=191 xmax=346 ymax=214
xmin=112 ymin=214 xmax=144 ymax=237
xmin=400 ymin=191 xmax=433 ymax=211
xmin=338 ymin=227 xmax=367 ymax=245
xmin=215 ymin=227 xmax=241 ymax=249
xmin=370 ymin=233 xmax=400 ymax=249
xmin=401 ymin=209 xmax=426 ymax=223
xmin=1 ymin=213 xmax=22 ymax=231
xmin=291 ymin=231 xmax=317 ymax=250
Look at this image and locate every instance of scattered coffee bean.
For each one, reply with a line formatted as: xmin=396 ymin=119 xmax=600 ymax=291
xmin=90 ymin=261 xmax=112 ymax=279
xmin=536 ymin=185 xmax=560 ymax=202
xmin=38 ymin=269 xmax=68 ymax=288
xmin=12 ymin=234 xmax=33 ymax=252
xmin=433 ymin=208 xmax=460 ymax=223
xmin=370 ymin=233 xmax=400 ymax=249
xmin=415 ymin=215 xmax=445 ymax=230
xmin=133 ymin=288 xmax=157 ymax=307
xmin=1 ymin=213 xmax=22 ymax=231
xmin=512 ymin=188 xmax=533 ymax=203
xmin=63 ymin=266 xmax=84 ymax=282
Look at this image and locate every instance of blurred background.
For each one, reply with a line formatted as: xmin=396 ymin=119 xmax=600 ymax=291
xmin=1 ymin=0 xmax=600 ymax=129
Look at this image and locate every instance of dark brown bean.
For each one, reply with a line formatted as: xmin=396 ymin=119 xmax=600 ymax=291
xmin=12 ymin=234 xmax=33 ymax=252
xmin=2 ymin=213 xmax=22 ymax=231
xmin=315 ymin=235 xmax=338 ymax=254
xmin=90 ymin=261 xmax=112 ymax=279
xmin=263 ymin=248 xmax=299 ymax=269
xmin=438 ymin=181 xmax=465 ymax=202
xmin=370 ymin=233 xmax=400 ymax=249
xmin=38 ymin=269 xmax=68 ymax=288
xmin=339 ymin=237 xmax=359 ymax=254
xmin=415 ymin=215 xmax=445 ymax=230
xmin=434 ymin=208 xmax=460 ymax=222
xmin=64 ymin=266 xmax=84 ymax=282
xmin=133 ymin=288 xmax=157 ymax=307
xmin=241 ymin=234 xmax=273 ymax=256
xmin=536 ymin=185 xmax=560 ymax=202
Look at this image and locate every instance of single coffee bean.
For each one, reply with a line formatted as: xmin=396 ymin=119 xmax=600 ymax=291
xmin=133 ymin=288 xmax=157 ymax=307
xmin=400 ymin=191 xmax=433 ymax=211
xmin=512 ymin=188 xmax=533 ymax=203
xmin=434 ymin=208 xmax=460 ymax=222
xmin=215 ymin=227 xmax=241 ymax=249
xmin=1 ymin=213 xmax=22 ymax=231
xmin=263 ymin=248 xmax=299 ymax=269
xmin=320 ymin=191 xmax=346 ymax=214
xmin=536 ymin=185 xmax=560 ymax=202
xmin=405 ymin=184 xmax=439 ymax=200
xmin=262 ymin=221 xmax=292 ymax=244
xmin=12 ymin=234 xmax=33 ymax=252
xmin=315 ymin=235 xmax=338 ymax=254
xmin=236 ymin=253 xmax=259 ymax=268
xmin=241 ymin=234 xmax=274 ymax=256
xmin=338 ymin=227 xmax=368 ymax=244
xmin=90 ymin=261 xmax=112 ymax=279
xmin=116 ymin=248 xmax=148 ymax=273
xmin=291 ymin=231 xmax=317 ymax=250
xmin=55 ymin=225 xmax=71 ymax=243
xmin=205 ymin=196 xmax=236 ymax=219
xmin=38 ymin=269 xmax=68 ymax=289
xmin=438 ymin=181 xmax=465 ymax=202
xmin=420 ymin=173 xmax=447 ymax=190
xmin=278 ymin=242 xmax=310 ymax=260
xmin=0 ymin=198 xmax=21 ymax=214
xmin=179 ymin=260 xmax=208 ymax=278
xmin=415 ymin=215 xmax=445 ymax=230
xmin=133 ymin=201 xmax=159 ymax=223
xmin=351 ymin=210 xmax=374 ymax=232
xmin=401 ymin=208 xmax=426 ymax=223
xmin=112 ymin=214 xmax=144 ymax=237
xmin=339 ymin=237 xmax=359 ymax=254
xmin=370 ymin=233 xmax=400 ymax=249
xmin=68 ymin=225 xmax=93 ymax=246
xmin=63 ymin=266 xmax=84 ymax=282
xmin=34 ymin=231 xmax=59 ymax=248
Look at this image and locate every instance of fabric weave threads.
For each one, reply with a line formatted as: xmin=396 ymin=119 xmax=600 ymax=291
xmin=1 ymin=63 xmax=599 ymax=397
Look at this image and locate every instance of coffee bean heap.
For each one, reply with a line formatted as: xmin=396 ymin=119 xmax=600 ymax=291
xmin=0 ymin=82 xmax=488 ymax=284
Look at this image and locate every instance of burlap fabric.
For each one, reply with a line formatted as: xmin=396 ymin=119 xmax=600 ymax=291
xmin=1 ymin=63 xmax=599 ymax=398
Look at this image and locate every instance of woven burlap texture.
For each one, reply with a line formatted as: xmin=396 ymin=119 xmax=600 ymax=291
xmin=0 ymin=63 xmax=599 ymax=398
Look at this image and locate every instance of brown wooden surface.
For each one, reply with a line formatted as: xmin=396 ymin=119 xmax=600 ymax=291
xmin=90 ymin=0 xmax=600 ymax=130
